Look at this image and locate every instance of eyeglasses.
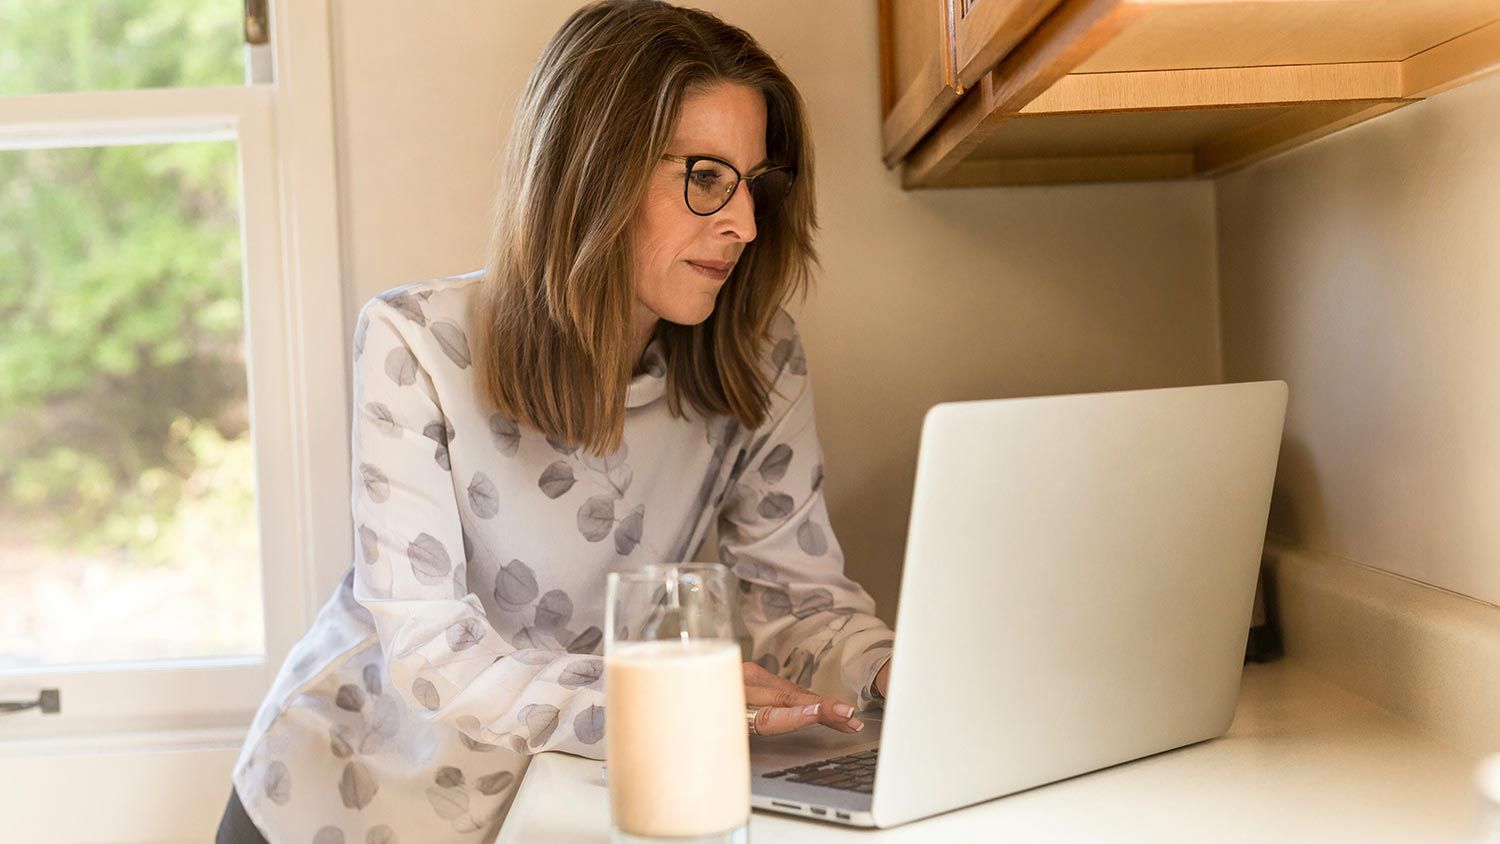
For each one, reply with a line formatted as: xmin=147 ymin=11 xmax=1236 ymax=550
xmin=660 ymin=153 xmax=795 ymax=219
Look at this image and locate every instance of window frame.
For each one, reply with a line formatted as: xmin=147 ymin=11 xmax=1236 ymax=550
xmin=0 ymin=0 xmax=349 ymax=751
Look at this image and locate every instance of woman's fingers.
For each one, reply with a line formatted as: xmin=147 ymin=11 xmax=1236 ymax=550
xmin=750 ymin=700 xmax=826 ymax=737
xmin=744 ymin=676 xmax=820 ymax=708
xmin=747 ymin=695 xmax=865 ymax=736
xmin=741 ymin=661 xmax=864 ymax=736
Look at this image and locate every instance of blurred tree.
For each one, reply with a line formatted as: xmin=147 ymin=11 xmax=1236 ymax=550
xmin=0 ymin=1 xmax=251 ymax=559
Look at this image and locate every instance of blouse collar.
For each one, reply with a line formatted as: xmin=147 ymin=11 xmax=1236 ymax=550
xmin=625 ymin=334 xmax=667 ymax=409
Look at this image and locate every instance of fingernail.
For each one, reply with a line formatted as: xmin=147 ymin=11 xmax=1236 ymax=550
xmin=801 ymin=703 xmax=821 ymax=717
xmin=850 ymin=718 xmax=864 ymax=731
xmin=833 ymin=703 xmax=854 ymax=719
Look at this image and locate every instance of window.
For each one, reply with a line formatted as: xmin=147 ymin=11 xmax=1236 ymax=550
xmin=0 ymin=135 xmax=270 ymax=667
xmin=0 ymin=2 xmax=346 ymax=837
xmin=0 ymin=0 xmax=282 ymax=730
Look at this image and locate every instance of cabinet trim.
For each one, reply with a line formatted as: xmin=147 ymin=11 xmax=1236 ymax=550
xmin=939 ymin=151 xmax=1194 ymax=185
xmin=1194 ymin=99 xmax=1411 ymax=177
xmin=1402 ymin=16 xmax=1500 ymax=98
xmin=1023 ymin=63 xmax=1405 ymax=114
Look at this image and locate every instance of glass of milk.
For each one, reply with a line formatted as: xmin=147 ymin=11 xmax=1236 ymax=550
xmin=605 ymin=563 xmax=749 ymax=844
xmin=1479 ymin=753 xmax=1500 ymax=843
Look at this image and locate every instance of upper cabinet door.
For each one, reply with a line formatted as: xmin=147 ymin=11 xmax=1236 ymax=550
xmin=952 ymin=0 xmax=1068 ymax=89
xmin=879 ymin=0 xmax=964 ymax=167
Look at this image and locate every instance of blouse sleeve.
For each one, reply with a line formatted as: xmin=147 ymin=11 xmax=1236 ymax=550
xmin=348 ymin=297 xmax=608 ymax=759
xmin=718 ymin=312 xmax=896 ymax=712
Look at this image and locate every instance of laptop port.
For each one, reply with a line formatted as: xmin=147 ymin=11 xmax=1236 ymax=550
xmin=770 ymin=801 xmax=800 ymax=811
xmin=835 ymin=812 xmax=851 ymax=820
xmin=810 ymin=807 xmax=826 ymax=816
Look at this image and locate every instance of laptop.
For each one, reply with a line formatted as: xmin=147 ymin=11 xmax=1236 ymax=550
xmin=748 ymin=380 xmax=1289 ymax=828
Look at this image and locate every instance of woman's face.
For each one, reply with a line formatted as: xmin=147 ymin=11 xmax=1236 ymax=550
xmin=632 ymin=81 xmax=767 ymax=328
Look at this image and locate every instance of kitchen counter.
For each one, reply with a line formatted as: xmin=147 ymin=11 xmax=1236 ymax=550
xmin=496 ymin=660 xmax=1484 ymax=843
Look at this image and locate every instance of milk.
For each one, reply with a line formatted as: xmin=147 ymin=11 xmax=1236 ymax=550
xmin=605 ymin=639 xmax=749 ymax=838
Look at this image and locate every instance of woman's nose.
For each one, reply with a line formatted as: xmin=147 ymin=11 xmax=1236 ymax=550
xmin=715 ymin=181 xmax=757 ymax=242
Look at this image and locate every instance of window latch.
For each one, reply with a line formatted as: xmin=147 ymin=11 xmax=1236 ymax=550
xmin=244 ymin=0 xmax=270 ymax=46
xmin=0 ymin=688 xmax=61 ymax=716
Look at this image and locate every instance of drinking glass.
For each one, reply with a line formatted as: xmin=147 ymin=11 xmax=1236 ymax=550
xmin=1479 ymin=753 xmax=1500 ymax=843
xmin=605 ymin=563 xmax=749 ymax=844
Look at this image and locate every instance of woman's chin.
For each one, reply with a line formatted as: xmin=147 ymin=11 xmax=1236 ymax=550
xmin=661 ymin=299 xmax=715 ymax=326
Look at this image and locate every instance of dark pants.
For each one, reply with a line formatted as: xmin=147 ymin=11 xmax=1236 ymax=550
xmin=216 ymin=786 xmax=270 ymax=844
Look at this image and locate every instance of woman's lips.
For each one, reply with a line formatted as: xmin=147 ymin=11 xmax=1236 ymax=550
xmin=686 ymin=260 xmax=731 ymax=281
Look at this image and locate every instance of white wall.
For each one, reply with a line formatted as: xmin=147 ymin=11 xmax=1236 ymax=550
xmin=1217 ymin=71 xmax=1500 ymax=608
xmin=328 ymin=0 xmax=1222 ymax=623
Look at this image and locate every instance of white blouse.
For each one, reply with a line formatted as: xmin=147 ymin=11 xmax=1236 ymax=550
xmin=230 ymin=269 xmax=894 ymax=843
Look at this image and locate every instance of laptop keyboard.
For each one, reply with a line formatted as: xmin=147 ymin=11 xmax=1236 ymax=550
xmin=760 ymin=748 xmax=878 ymax=793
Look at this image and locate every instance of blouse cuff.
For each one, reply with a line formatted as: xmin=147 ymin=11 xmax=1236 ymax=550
xmin=859 ymin=650 xmax=893 ymax=711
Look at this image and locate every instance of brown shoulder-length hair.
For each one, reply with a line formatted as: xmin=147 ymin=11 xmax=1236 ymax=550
xmin=473 ymin=0 xmax=819 ymax=458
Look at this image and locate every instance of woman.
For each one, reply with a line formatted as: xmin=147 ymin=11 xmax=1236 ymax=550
xmin=218 ymin=2 xmax=895 ymax=841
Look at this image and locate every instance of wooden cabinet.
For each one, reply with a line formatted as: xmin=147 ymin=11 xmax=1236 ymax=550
xmin=879 ymin=0 xmax=1500 ymax=186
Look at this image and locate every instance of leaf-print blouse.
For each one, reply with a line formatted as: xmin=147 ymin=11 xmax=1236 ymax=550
xmin=230 ymin=269 xmax=895 ymax=843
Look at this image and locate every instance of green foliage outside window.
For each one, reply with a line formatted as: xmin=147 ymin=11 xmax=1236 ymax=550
xmin=0 ymin=1 xmax=253 ymax=564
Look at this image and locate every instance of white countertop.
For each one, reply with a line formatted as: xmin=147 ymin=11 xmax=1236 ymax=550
xmin=496 ymin=661 xmax=1484 ymax=843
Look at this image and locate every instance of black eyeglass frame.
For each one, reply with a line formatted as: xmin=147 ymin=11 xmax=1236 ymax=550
xmin=660 ymin=153 xmax=796 ymax=218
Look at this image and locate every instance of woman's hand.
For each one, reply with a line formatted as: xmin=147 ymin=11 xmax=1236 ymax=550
xmin=742 ymin=661 xmax=864 ymax=737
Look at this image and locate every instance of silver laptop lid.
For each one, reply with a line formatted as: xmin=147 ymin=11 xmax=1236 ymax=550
xmin=871 ymin=380 xmax=1288 ymax=828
